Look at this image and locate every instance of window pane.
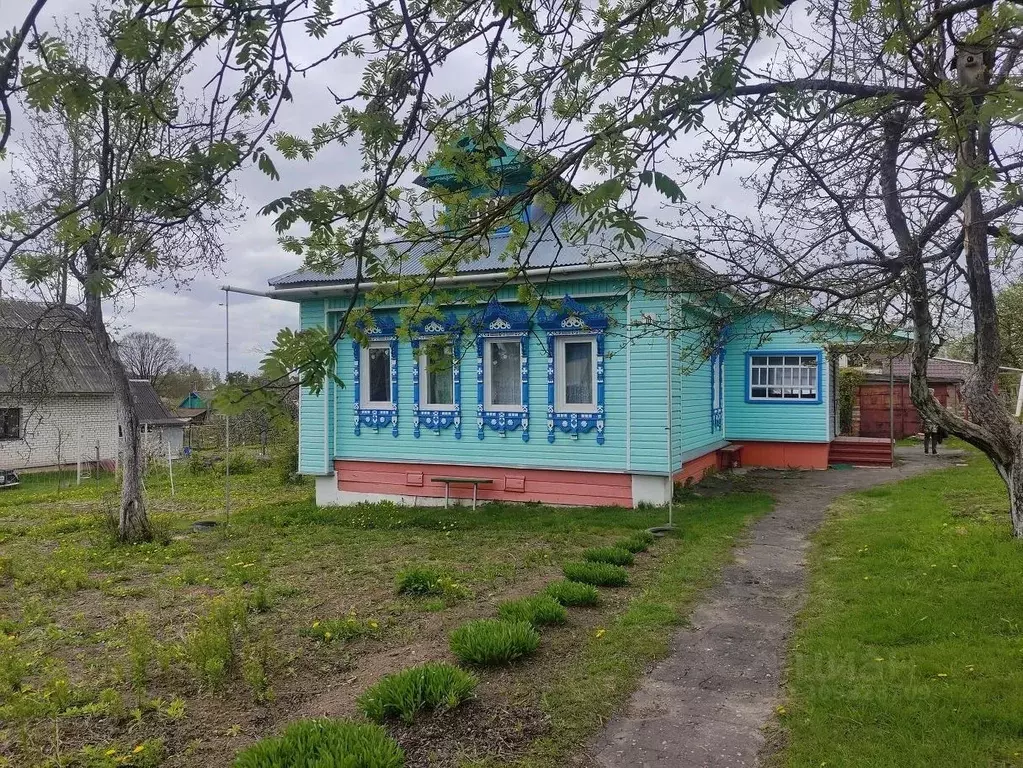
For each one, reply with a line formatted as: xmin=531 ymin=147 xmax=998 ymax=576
xmin=489 ymin=341 xmax=521 ymax=406
xmin=768 ymin=356 xmax=783 ymax=366
xmin=425 ymin=347 xmax=454 ymax=405
xmin=368 ymin=347 xmax=391 ymax=403
xmin=802 ymin=356 xmax=818 ymax=366
xmin=752 ymin=356 xmax=767 ymax=366
xmin=564 ymin=341 xmax=594 ymax=405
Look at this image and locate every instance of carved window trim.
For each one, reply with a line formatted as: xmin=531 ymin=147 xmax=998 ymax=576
xmin=411 ymin=314 xmax=462 ymax=439
xmin=538 ymin=296 xmax=609 ymax=445
xmin=352 ymin=316 xmax=399 ymax=437
xmin=472 ymin=299 xmax=530 ymax=441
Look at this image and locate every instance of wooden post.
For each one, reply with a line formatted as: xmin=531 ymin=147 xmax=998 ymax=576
xmin=889 ymin=357 xmax=895 ymax=467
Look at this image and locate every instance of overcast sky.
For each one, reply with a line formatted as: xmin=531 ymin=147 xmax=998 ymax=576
xmin=0 ymin=0 xmax=755 ymax=373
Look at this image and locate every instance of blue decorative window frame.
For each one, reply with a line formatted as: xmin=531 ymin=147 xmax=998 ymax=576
xmin=411 ymin=313 xmax=462 ymax=439
xmin=352 ymin=316 xmax=399 ymax=436
xmin=710 ymin=349 xmax=725 ymax=432
xmin=473 ymin=299 xmax=530 ymax=441
xmin=538 ymin=296 xmax=608 ymax=444
xmin=745 ymin=350 xmax=823 ymax=405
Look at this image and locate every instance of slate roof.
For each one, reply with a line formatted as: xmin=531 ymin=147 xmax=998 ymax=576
xmin=0 ymin=299 xmax=113 ymax=395
xmin=865 ymin=356 xmax=989 ymax=383
xmin=128 ymin=379 xmax=184 ymax=426
xmin=268 ymin=206 xmax=684 ymax=289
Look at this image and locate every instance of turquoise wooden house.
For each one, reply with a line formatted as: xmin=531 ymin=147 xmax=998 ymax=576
xmin=268 ymin=142 xmax=873 ymax=508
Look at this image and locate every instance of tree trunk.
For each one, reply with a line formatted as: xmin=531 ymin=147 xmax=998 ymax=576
xmin=995 ymin=438 xmax=1023 ymax=538
xmin=83 ymin=290 xmax=152 ymax=543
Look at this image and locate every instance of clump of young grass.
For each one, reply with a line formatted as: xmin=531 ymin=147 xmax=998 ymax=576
xmin=582 ymin=546 xmax=635 ymax=566
xmin=124 ymin=613 xmax=155 ymax=703
xmin=0 ymin=633 xmax=28 ymax=702
xmin=185 ymin=595 xmax=247 ymax=690
xmin=617 ymin=530 xmax=656 ymax=553
xmin=242 ymin=634 xmax=275 ymax=703
xmin=543 ymin=579 xmax=600 ymax=607
xmin=395 ymin=566 xmax=468 ymax=599
xmin=563 ymin=561 xmax=629 ymax=587
xmin=232 ymin=719 xmax=404 ymax=768
xmin=301 ymin=614 xmax=380 ymax=644
xmin=449 ymin=619 xmax=540 ymax=666
xmin=497 ymin=595 xmax=567 ymax=627
xmin=357 ymin=662 xmax=478 ymax=724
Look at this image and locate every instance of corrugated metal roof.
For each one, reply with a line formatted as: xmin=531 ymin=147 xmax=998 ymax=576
xmin=128 ymin=379 xmax=183 ymax=425
xmin=268 ymin=206 xmax=683 ymax=288
xmin=0 ymin=300 xmax=113 ymax=394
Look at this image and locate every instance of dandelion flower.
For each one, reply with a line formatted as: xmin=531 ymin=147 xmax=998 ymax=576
xmin=595 ymin=628 xmax=606 ymax=638
xmin=133 ymin=744 xmax=145 ymax=753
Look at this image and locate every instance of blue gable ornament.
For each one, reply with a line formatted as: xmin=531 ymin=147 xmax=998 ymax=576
xmin=538 ymin=296 xmax=609 ymax=445
xmin=352 ymin=315 xmax=399 ymax=437
xmin=471 ymin=299 xmax=531 ymax=441
xmin=411 ymin=313 xmax=463 ymax=439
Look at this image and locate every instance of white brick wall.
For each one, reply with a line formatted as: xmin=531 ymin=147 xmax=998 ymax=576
xmin=0 ymin=394 xmax=119 ymax=470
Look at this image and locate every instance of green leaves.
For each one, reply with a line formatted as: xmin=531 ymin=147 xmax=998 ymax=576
xmin=639 ymin=170 xmax=685 ymax=203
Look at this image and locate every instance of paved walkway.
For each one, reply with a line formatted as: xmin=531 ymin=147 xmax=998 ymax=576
xmin=591 ymin=448 xmax=961 ymax=768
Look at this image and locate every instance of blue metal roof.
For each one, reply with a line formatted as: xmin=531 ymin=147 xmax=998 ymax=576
xmin=268 ymin=207 xmax=683 ymax=289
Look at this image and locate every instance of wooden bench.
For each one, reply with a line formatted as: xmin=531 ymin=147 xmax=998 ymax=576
xmin=720 ymin=444 xmax=745 ymax=470
xmin=430 ymin=476 xmax=494 ymax=510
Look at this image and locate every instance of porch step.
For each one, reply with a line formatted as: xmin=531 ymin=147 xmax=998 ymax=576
xmin=829 ymin=437 xmax=893 ymax=467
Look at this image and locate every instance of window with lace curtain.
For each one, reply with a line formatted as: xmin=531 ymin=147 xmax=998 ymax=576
xmin=555 ymin=337 xmax=597 ymax=412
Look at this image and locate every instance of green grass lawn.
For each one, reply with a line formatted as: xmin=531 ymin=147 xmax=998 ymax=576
xmin=772 ymin=452 xmax=1023 ymax=767
xmin=0 ymin=463 xmax=771 ymax=768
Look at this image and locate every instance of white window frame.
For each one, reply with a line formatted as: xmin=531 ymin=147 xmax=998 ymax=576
xmin=483 ymin=337 xmax=523 ymax=412
xmin=361 ymin=341 xmax=395 ymax=409
xmin=555 ymin=335 xmax=598 ymax=413
xmin=419 ymin=345 xmax=457 ymax=411
xmin=747 ymin=353 xmax=820 ymax=403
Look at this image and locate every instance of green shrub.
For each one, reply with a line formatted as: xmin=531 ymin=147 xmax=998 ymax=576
xmin=616 ymin=531 xmax=656 ymax=553
xmin=272 ymin=423 xmax=301 ymax=485
xmin=543 ymin=579 xmax=600 ymax=607
xmin=357 ymin=662 xmax=477 ymax=724
xmin=219 ymin=453 xmax=257 ymax=476
xmin=232 ymin=719 xmax=404 ymax=768
xmin=497 ymin=595 xmax=567 ymax=627
xmin=563 ymin=561 xmax=629 ymax=587
xmin=185 ymin=595 xmax=247 ymax=690
xmin=449 ymin=619 xmax=540 ymax=666
xmin=395 ymin=566 xmax=468 ymax=598
xmin=582 ymin=546 xmax=635 ymax=566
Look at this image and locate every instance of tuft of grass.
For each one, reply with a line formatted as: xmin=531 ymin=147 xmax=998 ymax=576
xmin=543 ymin=580 xmax=600 ymax=607
xmin=124 ymin=613 xmax=154 ymax=703
xmin=301 ymin=614 xmax=380 ymax=644
xmin=563 ymin=561 xmax=629 ymax=587
xmin=232 ymin=719 xmax=404 ymax=768
xmin=357 ymin=662 xmax=478 ymax=724
xmin=395 ymin=566 xmax=468 ymax=599
xmin=616 ymin=531 xmax=656 ymax=553
xmin=582 ymin=546 xmax=635 ymax=566
xmin=773 ymin=453 xmax=1023 ymax=767
xmin=450 ymin=619 xmax=540 ymax=666
xmin=185 ymin=595 xmax=247 ymax=690
xmin=497 ymin=595 xmax=568 ymax=627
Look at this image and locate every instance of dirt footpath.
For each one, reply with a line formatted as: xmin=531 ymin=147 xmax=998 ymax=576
xmin=590 ymin=448 xmax=961 ymax=768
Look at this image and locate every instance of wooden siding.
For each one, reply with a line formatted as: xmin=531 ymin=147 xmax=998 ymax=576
xmin=676 ymin=322 xmax=720 ymax=464
xmin=723 ymin=313 xmax=830 ymax=443
xmin=325 ymin=277 xmax=652 ymax=474
xmin=627 ymin=287 xmax=670 ymax=474
xmin=297 ymin=299 xmax=331 ymax=474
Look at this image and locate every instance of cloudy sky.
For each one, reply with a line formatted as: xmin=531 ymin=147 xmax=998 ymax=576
xmin=0 ymin=0 xmax=753 ymax=373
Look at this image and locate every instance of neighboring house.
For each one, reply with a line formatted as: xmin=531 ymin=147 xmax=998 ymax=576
xmin=267 ymin=139 xmax=878 ymax=508
xmin=173 ymin=390 xmax=215 ymax=425
xmin=0 ymin=300 xmax=119 ymax=471
xmin=850 ymin=355 xmax=1023 ymax=439
xmin=130 ymin=379 xmax=186 ymax=459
